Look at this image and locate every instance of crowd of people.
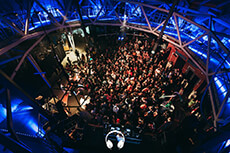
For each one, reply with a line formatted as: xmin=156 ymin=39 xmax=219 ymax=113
xmin=64 ymin=34 xmax=200 ymax=136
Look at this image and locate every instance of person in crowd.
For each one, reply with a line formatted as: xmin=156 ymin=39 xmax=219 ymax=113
xmin=65 ymin=34 xmax=197 ymax=135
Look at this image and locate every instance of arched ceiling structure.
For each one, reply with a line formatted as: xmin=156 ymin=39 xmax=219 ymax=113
xmin=0 ymin=0 xmax=230 ymax=129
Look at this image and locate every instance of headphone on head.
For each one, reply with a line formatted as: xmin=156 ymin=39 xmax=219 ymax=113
xmin=105 ymin=130 xmax=125 ymax=150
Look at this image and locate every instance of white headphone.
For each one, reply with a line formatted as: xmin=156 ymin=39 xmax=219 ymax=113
xmin=105 ymin=130 xmax=125 ymax=150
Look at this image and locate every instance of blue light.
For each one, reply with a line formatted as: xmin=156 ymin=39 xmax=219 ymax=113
xmin=0 ymin=98 xmax=23 ymax=122
xmin=189 ymin=24 xmax=199 ymax=32
xmin=28 ymin=120 xmax=39 ymax=133
xmin=0 ymin=98 xmax=24 ymax=123
xmin=188 ymin=46 xmax=207 ymax=58
xmin=63 ymin=147 xmax=75 ymax=153
xmin=129 ymin=4 xmax=142 ymax=17
xmin=202 ymin=35 xmax=208 ymax=41
xmin=11 ymin=98 xmax=23 ymax=112
xmin=225 ymin=139 xmax=230 ymax=148
xmin=225 ymin=60 xmax=230 ymax=68
xmin=178 ymin=17 xmax=183 ymax=27
xmin=24 ymin=118 xmax=45 ymax=136
xmin=188 ymin=46 xmax=221 ymax=65
xmin=66 ymin=18 xmax=80 ymax=23
xmin=0 ymin=104 xmax=6 ymax=123
xmin=96 ymin=17 xmax=118 ymax=21
xmin=214 ymin=77 xmax=229 ymax=103
xmin=39 ymin=11 xmax=48 ymax=18
xmin=20 ymin=106 xmax=33 ymax=112
xmin=170 ymin=17 xmax=176 ymax=27
xmin=215 ymin=77 xmax=222 ymax=87
xmin=220 ymin=86 xmax=226 ymax=93
xmin=0 ymin=96 xmax=39 ymax=136
xmin=10 ymin=98 xmax=39 ymax=135
xmin=163 ymin=31 xmax=179 ymax=37
xmin=29 ymin=20 xmax=51 ymax=31
xmin=87 ymin=5 xmax=104 ymax=17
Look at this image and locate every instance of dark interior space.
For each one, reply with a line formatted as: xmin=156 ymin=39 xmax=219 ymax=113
xmin=0 ymin=0 xmax=230 ymax=153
